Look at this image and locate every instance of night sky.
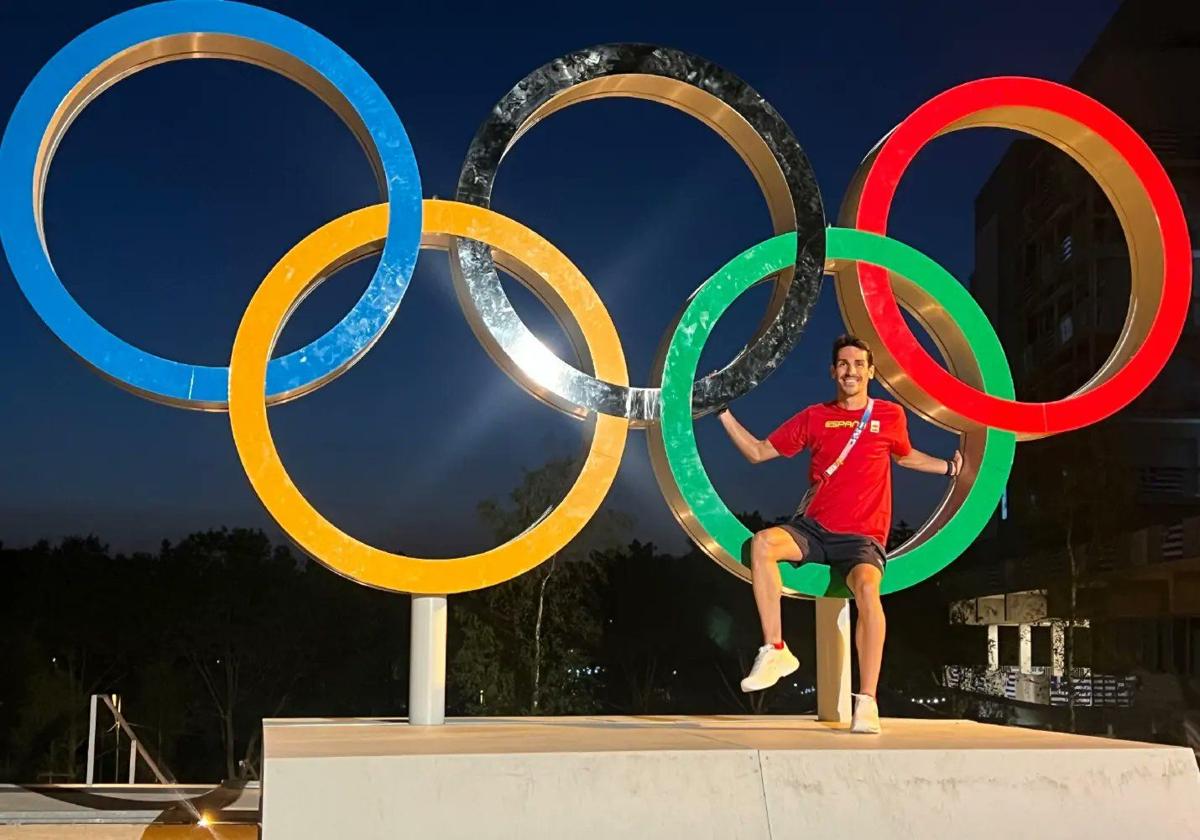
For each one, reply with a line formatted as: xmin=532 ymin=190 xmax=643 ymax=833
xmin=0 ymin=0 xmax=1119 ymax=557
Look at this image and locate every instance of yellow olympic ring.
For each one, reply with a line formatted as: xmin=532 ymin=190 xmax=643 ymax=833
xmin=228 ymin=199 xmax=629 ymax=594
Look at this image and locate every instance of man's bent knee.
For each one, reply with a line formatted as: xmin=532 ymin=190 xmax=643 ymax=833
xmin=751 ymin=528 xmax=802 ymax=564
xmin=749 ymin=531 xmax=772 ymax=565
xmin=847 ymin=563 xmax=883 ymax=603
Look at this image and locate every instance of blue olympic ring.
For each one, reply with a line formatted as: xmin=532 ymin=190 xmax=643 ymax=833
xmin=0 ymin=0 xmax=422 ymax=408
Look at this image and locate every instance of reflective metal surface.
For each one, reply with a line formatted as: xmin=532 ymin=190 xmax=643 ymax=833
xmin=453 ymin=44 xmax=825 ymax=426
xmin=5 ymin=8 xmax=1188 ymax=604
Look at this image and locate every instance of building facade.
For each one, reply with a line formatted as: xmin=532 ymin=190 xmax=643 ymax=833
xmin=943 ymin=0 xmax=1200 ymax=748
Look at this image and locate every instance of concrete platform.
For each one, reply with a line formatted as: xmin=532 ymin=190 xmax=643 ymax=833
xmin=262 ymin=715 xmax=1200 ymax=839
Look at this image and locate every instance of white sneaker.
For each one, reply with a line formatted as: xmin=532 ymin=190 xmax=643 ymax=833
xmin=850 ymin=693 xmax=881 ymax=734
xmin=740 ymin=644 xmax=800 ymax=692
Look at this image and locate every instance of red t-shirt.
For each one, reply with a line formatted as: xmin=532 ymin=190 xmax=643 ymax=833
xmin=767 ymin=399 xmax=912 ymax=546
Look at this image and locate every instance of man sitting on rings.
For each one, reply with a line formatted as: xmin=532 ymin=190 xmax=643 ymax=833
xmin=715 ymin=334 xmax=961 ymax=734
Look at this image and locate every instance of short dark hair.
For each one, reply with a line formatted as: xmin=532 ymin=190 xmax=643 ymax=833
xmin=831 ymin=334 xmax=874 ymax=367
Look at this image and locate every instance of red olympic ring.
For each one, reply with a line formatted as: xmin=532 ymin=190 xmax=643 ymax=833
xmin=844 ymin=76 xmax=1191 ymax=439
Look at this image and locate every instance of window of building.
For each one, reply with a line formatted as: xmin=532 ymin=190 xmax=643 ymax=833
xmin=998 ymin=625 xmax=1019 ymax=667
xmin=1032 ymin=626 xmax=1051 ymax=666
xmin=1173 ymin=618 xmax=1190 ymax=674
xmin=1073 ymin=627 xmax=1092 ymax=669
xmin=1059 ymin=313 xmax=1074 ymax=345
xmin=1193 ymin=257 xmax=1200 ymax=326
xmin=1155 ymin=620 xmax=1171 ymax=672
xmin=1191 ymin=618 xmax=1200 ymax=676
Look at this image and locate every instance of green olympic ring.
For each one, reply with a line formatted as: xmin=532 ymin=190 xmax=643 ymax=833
xmin=654 ymin=227 xmax=1016 ymax=598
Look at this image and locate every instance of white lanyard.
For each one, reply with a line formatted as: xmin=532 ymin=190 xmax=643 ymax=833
xmin=822 ymin=398 xmax=875 ymax=480
xmin=796 ymin=398 xmax=875 ymax=515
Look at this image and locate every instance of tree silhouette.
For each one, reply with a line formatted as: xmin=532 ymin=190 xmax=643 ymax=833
xmin=449 ymin=455 xmax=630 ymax=715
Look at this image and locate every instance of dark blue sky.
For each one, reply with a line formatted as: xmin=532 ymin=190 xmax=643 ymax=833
xmin=0 ymin=0 xmax=1119 ymax=555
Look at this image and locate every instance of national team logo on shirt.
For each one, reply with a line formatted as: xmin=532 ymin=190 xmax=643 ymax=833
xmin=870 ymin=420 xmax=880 ymax=434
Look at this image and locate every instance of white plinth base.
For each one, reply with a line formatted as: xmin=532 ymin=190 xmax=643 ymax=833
xmin=262 ymin=715 xmax=1200 ymax=840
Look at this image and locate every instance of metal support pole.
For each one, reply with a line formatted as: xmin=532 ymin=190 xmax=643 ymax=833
xmin=815 ymin=597 xmax=852 ymax=722
xmin=409 ymin=594 xmax=447 ymax=725
xmin=128 ymin=740 xmax=138 ymax=783
xmin=111 ymin=695 xmax=121 ymax=782
xmin=86 ymin=695 xmax=98 ymax=785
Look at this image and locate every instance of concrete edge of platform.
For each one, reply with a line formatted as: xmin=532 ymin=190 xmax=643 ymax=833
xmin=260 ymin=716 xmax=1200 ymax=840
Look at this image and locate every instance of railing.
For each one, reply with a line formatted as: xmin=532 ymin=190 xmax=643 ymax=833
xmin=943 ymin=665 xmax=1135 ymax=708
xmin=1162 ymin=521 xmax=1186 ymax=562
xmin=86 ymin=694 xmax=172 ymax=786
xmin=1138 ymin=467 xmax=1200 ymax=500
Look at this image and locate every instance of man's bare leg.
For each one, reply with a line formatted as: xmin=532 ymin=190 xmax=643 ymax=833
xmin=749 ymin=528 xmax=804 ymax=645
xmin=741 ymin=527 xmax=805 ymax=693
xmin=846 ymin=563 xmax=885 ymax=696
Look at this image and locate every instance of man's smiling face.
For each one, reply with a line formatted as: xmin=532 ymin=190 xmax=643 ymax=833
xmin=831 ymin=345 xmax=874 ymax=399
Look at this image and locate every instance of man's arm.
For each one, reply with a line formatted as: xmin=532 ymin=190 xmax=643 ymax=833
xmin=717 ymin=410 xmax=781 ymax=464
xmin=894 ymin=448 xmax=963 ymax=476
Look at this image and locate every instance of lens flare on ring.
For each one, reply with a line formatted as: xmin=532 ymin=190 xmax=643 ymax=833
xmin=452 ymin=44 xmax=826 ymax=426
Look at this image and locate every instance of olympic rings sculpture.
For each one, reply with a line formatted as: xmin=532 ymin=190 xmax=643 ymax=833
xmin=1 ymin=1 xmax=1190 ymax=598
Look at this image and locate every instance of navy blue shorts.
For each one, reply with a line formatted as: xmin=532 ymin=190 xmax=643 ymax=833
xmin=775 ymin=516 xmax=886 ymax=580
